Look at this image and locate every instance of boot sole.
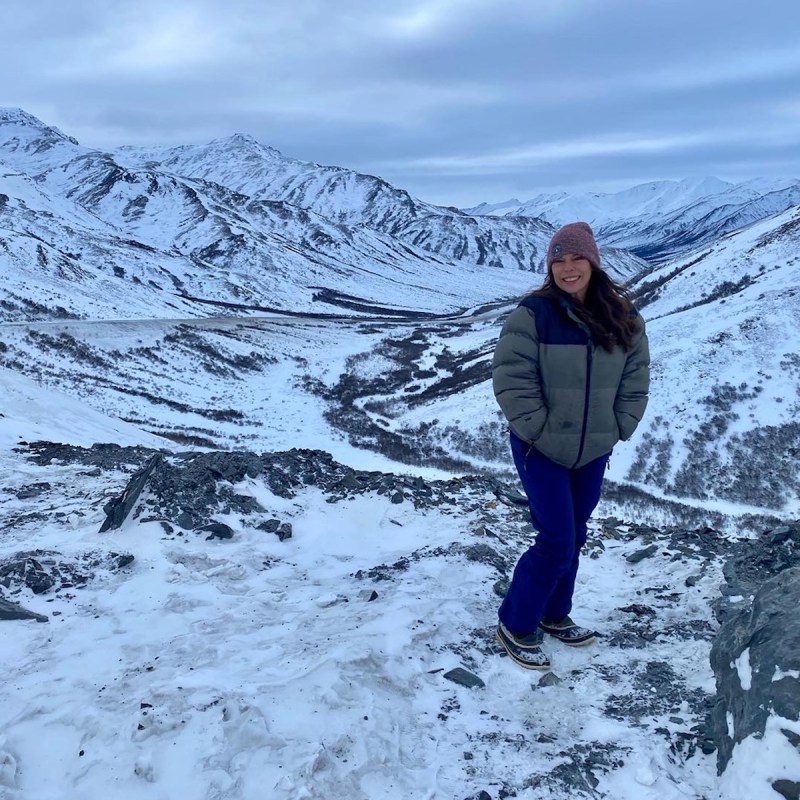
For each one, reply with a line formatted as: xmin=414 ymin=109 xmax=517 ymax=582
xmin=495 ymin=632 xmax=551 ymax=671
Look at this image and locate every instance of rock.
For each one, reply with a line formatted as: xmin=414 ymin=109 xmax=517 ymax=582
xmin=773 ymin=780 xmax=800 ymax=800
xmin=0 ymin=550 xmax=134 ymax=597
xmin=335 ymin=473 xmax=362 ymax=492
xmin=784 ymin=728 xmax=800 ymax=752
xmin=770 ymin=526 xmax=793 ymax=544
xmin=719 ymin=524 xmax=800 ymax=608
xmin=708 ymin=566 xmax=800 ymax=773
xmin=114 ymin=553 xmax=135 ymax=569
xmin=0 ymin=597 xmax=48 ymax=622
xmin=537 ymin=672 xmax=562 ymax=687
xmin=200 ymin=522 xmax=234 ymax=540
xmin=493 ymin=485 xmax=528 ymax=507
xmin=626 ymin=544 xmax=659 ymax=564
xmin=493 ymin=578 xmax=509 ymax=598
xmin=618 ymin=604 xmax=656 ymax=617
xmin=19 ymin=442 xmax=529 ymax=528
xmin=463 ymin=543 xmax=506 ymax=573
xmin=276 ymin=522 xmax=293 ymax=542
xmin=99 ymin=454 xmax=162 ymax=532
xmin=176 ymin=511 xmax=195 ymax=530
xmin=23 ymin=559 xmax=55 ymax=594
xmin=699 ymin=736 xmax=717 ymax=755
xmin=256 ymin=519 xmax=292 ymax=541
xmin=15 ymin=482 xmax=51 ymax=499
xmin=443 ymin=667 xmax=485 ymax=690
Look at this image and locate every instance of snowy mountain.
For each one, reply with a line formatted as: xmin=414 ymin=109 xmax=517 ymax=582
xmin=466 ymin=177 xmax=800 ymax=263
xmin=466 ymin=177 xmax=733 ymax=226
xmin=0 ymin=108 xmax=646 ymax=324
xmin=619 ymin=205 xmax=800 ymax=511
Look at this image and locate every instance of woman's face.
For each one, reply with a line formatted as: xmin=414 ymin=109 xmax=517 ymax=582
xmin=551 ymin=253 xmax=592 ymax=302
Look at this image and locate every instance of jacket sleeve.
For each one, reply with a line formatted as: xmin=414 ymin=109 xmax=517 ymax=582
xmin=614 ymin=318 xmax=650 ymax=440
xmin=492 ymin=306 xmax=548 ymax=443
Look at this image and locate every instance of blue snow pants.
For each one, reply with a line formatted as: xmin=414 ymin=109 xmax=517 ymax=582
xmin=499 ymin=431 xmax=610 ymax=636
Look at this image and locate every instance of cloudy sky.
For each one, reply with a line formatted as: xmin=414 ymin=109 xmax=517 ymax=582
xmin=2 ymin=0 xmax=799 ymax=206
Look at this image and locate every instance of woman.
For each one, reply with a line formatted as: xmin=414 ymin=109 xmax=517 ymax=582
xmin=492 ymin=221 xmax=650 ymax=670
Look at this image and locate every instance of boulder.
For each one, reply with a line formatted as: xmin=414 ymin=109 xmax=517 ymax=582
xmin=709 ymin=566 xmax=800 ymax=773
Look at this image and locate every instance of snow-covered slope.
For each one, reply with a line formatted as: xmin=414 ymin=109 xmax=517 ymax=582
xmin=3 ymin=392 xmax=788 ymax=800
xmin=619 ymin=206 xmax=800 ymax=511
xmin=113 ymin=136 xmax=556 ymax=270
xmin=0 ymin=365 xmax=171 ymax=450
xmin=3 ymin=196 xmax=798 ymax=518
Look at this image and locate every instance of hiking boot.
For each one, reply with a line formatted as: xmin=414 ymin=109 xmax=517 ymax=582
xmin=496 ymin=622 xmax=551 ymax=670
xmin=539 ymin=615 xmax=597 ymax=646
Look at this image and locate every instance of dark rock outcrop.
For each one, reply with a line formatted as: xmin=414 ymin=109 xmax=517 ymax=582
xmin=0 ymin=597 xmax=48 ymax=622
xmin=100 ymin=454 xmax=162 ymax=532
xmin=709 ymin=566 xmax=800 ymax=775
xmin=716 ymin=524 xmax=800 ymax=615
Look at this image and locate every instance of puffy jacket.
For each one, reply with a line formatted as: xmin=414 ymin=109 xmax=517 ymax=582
xmin=492 ymin=294 xmax=650 ymax=469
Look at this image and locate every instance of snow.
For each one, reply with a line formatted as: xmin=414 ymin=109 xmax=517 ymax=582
xmin=719 ymin=714 xmax=800 ymax=800
xmin=4 ymin=107 xmax=798 ymax=517
xmin=0 ymin=366 xmax=170 ymax=451
xmin=734 ymin=649 xmax=753 ymax=691
xmin=465 ymin=178 xmax=741 ymax=228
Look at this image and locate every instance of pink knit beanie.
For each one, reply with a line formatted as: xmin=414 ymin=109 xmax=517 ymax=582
xmin=547 ymin=222 xmax=601 ymax=270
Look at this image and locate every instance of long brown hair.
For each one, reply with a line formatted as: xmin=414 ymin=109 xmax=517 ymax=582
xmin=534 ymin=267 xmax=641 ymax=352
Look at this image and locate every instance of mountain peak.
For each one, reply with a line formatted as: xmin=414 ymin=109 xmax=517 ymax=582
xmin=0 ymin=107 xmax=80 ymax=145
xmin=208 ymin=132 xmax=284 ymax=159
xmin=0 ymin=107 xmax=45 ymax=126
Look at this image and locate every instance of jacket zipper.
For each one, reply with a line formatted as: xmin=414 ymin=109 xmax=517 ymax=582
xmin=572 ymin=342 xmax=593 ymax=468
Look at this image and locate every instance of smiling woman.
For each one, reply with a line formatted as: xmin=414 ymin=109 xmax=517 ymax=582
xmin=491 ymin=221 xmax=650 ymax=670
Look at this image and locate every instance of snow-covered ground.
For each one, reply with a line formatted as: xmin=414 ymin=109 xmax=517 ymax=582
xmin=1 ymin=368 xmax=797 ymax=800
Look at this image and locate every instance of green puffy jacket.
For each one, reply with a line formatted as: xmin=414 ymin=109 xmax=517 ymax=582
xmin=492 ymin=294 xmax=650 ymax=469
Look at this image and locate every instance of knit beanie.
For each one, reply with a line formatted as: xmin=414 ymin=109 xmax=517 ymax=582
xmin=547 ymin=222 xmax=601 ymax=270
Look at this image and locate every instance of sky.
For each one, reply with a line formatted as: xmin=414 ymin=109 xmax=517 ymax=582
xmin=2 ymin=0 xmax=800 ymax=206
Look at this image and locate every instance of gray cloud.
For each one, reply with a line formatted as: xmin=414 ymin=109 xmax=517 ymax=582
xmin=2 ymin=0 xmax=799 ymax=205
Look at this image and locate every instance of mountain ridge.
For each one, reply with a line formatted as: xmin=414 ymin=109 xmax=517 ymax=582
xmin=0 ymin=108 xmax=591 ymax=321
xmin=466 ymin=176 xmax=800 ymax=262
